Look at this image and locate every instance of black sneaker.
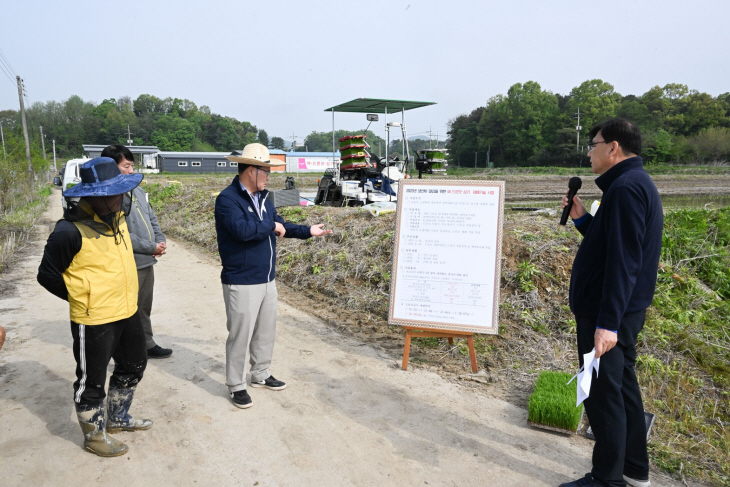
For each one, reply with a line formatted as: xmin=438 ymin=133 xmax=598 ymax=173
xmin=147 ymin=345 xmax=172 ymax=359
xmin=230 ymin=390 xmax=252 ymax=409
xmin=250 ymin=375 xmax=287 ymax=391
xmin=559 ymin=473 xmax=607 ymax=487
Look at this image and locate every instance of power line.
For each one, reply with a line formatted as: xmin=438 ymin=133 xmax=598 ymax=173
xmin=0 ymin=62 xmax=15 ymax=86
xmin=0 ymin=48 xmax=18 ymax=87
xmin=0 ymin=48 xmax=17 ymax=77
xmin=0 ymin=56 xmax=15 ymax=79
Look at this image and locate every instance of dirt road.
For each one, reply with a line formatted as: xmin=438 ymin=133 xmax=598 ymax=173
xmin=0 ymin=193 xmax=689 ymax=487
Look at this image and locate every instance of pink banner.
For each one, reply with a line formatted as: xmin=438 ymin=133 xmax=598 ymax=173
xmin=298 ymin=158 xmax=307 ymax=169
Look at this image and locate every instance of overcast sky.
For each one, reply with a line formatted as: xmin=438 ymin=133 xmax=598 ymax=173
xmin=1 ymin=0 xmax=728 ymax=146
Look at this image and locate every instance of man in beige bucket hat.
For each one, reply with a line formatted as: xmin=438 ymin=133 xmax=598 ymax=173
xmin=214 ymin=143 xmax=332 ymax=408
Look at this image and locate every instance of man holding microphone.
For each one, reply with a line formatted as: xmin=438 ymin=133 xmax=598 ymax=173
xmin=560 ymin=119 xmax=663 ymax=487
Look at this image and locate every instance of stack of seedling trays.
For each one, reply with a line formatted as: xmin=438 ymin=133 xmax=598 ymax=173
xmin=339 ymin=135 xmax=369 ymax=170
xmin=424 ymin=149 xmax=448 ymax=171
xmin=527 ymin=371 xmax=584 ymax=435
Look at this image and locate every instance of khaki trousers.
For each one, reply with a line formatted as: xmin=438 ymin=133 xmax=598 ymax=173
xmin=222 ymin=281 xmax=278 ymax=393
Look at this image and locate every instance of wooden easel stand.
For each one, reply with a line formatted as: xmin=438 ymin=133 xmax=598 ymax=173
xmin=402 ymin=326 xmax=478 ymax=373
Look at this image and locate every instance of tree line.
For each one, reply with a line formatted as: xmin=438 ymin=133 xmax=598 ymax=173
xmin=0 ymin=89 xmax=439 ymax=163
xmin=0 ymin=94 xmax=284 ymax=159
xmin=2 ymin=81 xmax=728 ymax=166
xmin=447 ymin=80 xmax=730 ymax=167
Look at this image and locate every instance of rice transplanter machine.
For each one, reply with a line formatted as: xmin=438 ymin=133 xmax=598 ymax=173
xmin=315 ymin=98 xmax=439 ymax=206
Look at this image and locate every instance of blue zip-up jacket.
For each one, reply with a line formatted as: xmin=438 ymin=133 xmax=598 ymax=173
xmin=569 ymin=156 xmax=663 ymax=331
xmin=215 ymin=176 xmax=311 ymax=285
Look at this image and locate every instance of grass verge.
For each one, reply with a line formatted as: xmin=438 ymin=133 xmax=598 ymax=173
xmin=0 ymin=175 xmax=52 ymax=274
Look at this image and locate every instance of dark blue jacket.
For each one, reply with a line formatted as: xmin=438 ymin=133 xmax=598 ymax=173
xmin=215 ymin=177 xmax=311 ymax=285
xmin=569 ymin=157 xmax=663 ymax=331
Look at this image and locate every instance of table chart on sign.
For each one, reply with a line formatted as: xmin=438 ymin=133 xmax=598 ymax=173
xmin=395 ymin=279 xmax=490 ymax=306
xmin=390 ymin=181 xmax=504 ymax=333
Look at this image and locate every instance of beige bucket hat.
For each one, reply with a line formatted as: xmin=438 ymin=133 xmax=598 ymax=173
xmin=225 ymin=143 xmax=285 ymax=168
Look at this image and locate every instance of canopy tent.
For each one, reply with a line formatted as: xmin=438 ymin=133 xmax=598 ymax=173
xmin=324 ymin=98 xmax=437 ymax=171
xmin=324 ymin=98 xmax=435 ymax=114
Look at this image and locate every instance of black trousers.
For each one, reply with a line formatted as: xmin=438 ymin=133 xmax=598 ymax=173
xmin=70 ymin=311 xmax=147 ymax=408
xmin=576 ymin=311 xmax=649 ymax=487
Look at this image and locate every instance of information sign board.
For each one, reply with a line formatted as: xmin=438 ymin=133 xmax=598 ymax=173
xmin=388 ymin=180 xmax=505 ymax=334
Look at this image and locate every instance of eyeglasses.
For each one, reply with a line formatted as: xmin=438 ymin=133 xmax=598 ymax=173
xmin=587 ymin=140 xmax=610 ymax=150
xmin=257 ymin=168 xmax=271 ymax=178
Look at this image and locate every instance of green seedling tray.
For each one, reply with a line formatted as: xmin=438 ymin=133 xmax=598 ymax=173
xmin=341 ymin=153 xmax=367 ymax=161
xmin=338 ymin=135 xmax=367 ymax=144
xmin=527 ymin=371 xmax=584 ymax=434
xmin=424 ymin=150 xmax=446 ymax=160
xmin=340 ymin=147 xmax=366 ymax=157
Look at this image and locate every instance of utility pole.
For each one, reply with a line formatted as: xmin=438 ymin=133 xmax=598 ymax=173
xmin=52 ymin=139 xmax=57 ymax=172
xmin=17 ymin=76 xmax=32 ymax=172
xmin=291 ymin=131 xmax=298 ymax=151
xmin=39 ymin=125 xmax=47 ymax=159
xmin=125 ymin=124 xmax=134 ymax=165
xmin=474 ymin=151 xmax=477 ymax=168
xmin=487 ymin=146 xmax=491 ymax=168
xmin=574 ymin=106 xmax=581 ymax=152
xmin=0 ymin=121 xmax=6 ymax=161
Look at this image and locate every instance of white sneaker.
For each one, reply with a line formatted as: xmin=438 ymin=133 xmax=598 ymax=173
xmin=623 ymin=475 xmax=651 ymax=487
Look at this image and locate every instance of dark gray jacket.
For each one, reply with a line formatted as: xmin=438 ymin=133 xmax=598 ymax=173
xmin=125 ymin=185 xmax=166 ymax=269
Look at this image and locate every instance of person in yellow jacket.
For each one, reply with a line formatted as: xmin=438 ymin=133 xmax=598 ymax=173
xmin=37 ymin=157 xmax=152 ymax=457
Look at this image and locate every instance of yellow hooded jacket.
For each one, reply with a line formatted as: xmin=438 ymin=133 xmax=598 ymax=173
xmin=62 ymin=212 xmax=138 ymax=325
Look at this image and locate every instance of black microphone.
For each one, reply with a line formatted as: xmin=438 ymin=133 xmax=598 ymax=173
xmin=560 ymin=177 xmax=582 ymax=225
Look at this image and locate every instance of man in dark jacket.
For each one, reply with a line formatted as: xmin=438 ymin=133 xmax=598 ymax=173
xmin=560 ymin=119 xmax=663 ymax=487
xmin=215 ymin=143 xmax=332 ymax=409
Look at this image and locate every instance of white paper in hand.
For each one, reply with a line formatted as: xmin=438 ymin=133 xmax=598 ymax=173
xmin=567 ymin=348 xmax=601 ymax=407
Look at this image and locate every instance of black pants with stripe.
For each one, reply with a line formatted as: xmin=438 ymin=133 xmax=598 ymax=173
xmin=576 ymin=310 xmax=650 ymax=487
xmin=70 ymin=312 xmax=147 ymax=407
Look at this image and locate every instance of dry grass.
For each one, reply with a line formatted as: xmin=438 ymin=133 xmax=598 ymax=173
xmin=0 ymin=173 xmax=51 ymax=274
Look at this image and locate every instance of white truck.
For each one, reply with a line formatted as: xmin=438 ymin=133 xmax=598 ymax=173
xmin=53 ymin=158 xmax=89 ymax=209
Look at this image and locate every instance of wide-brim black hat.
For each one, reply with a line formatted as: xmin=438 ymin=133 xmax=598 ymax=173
xmin=63 ymin=157 xmax=143 ymax=198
